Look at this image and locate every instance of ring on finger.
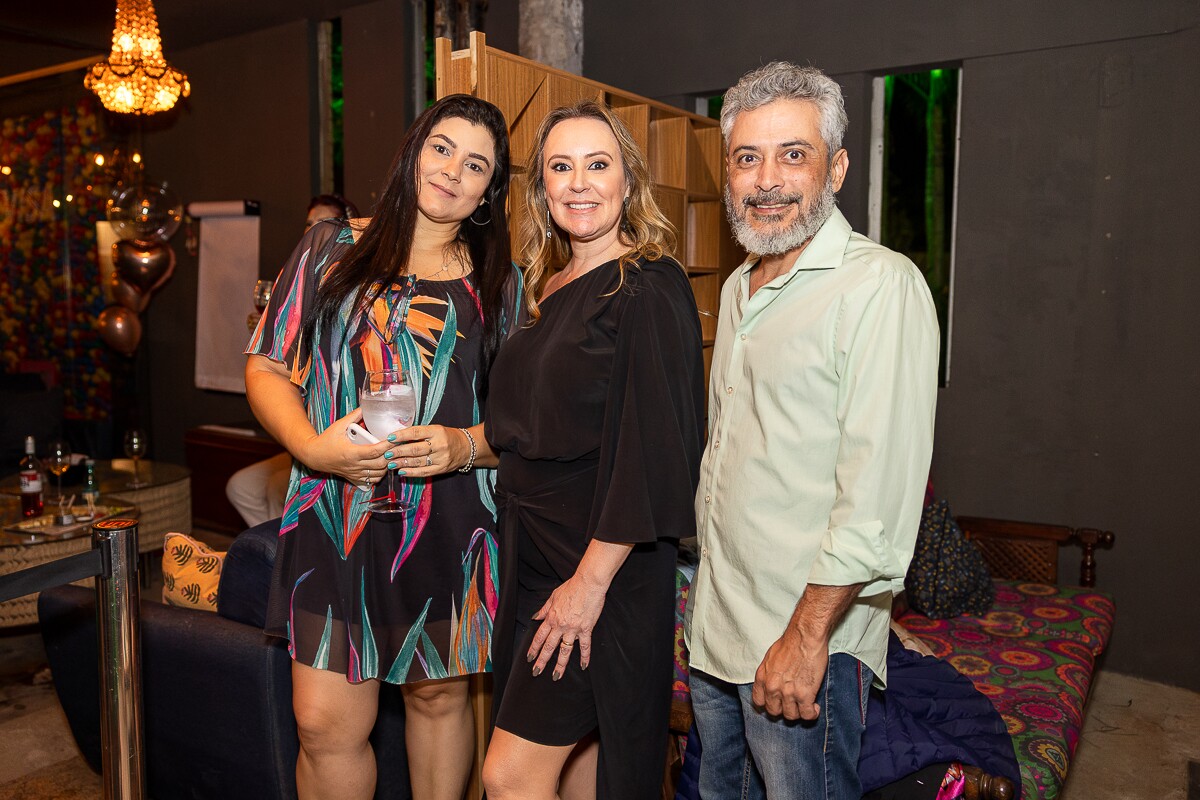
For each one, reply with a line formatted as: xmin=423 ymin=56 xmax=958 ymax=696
xmin=425 ymin=455 xmax=432 ymax=467
xmin=425 ymin=438 xmax=433 ymax=454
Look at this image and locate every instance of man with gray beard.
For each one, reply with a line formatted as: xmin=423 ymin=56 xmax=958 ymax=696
xmin=684 ymin=62 xmax=940 ymax=799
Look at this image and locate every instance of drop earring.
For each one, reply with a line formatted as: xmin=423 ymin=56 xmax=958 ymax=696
xmin=545 ymin=208 xmax=552 ymax=239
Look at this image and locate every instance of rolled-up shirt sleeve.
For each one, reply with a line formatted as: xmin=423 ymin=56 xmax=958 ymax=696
xmin=806 ymin=263 xmax=939 ymax=594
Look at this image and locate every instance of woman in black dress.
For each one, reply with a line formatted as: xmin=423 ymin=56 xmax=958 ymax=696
xmin=482 ymin=100 xmax=704 ymax=799
xmin=245 ymin=95 xmax=517 ymax=800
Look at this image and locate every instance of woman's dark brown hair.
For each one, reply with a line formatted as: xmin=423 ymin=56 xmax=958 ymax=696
xmin=304 ymin=94 xmax=512 ymax=374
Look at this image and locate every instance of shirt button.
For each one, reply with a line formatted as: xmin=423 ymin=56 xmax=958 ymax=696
xmin=704 ymin=495 xmax=711 ymax=504
xmin=701 ymin=546 xmax=709 ymax=557
xmin=740 ymin=334 xmax=747 ymax=341
xmin=714 ymin=439 xmax=720 ymax=449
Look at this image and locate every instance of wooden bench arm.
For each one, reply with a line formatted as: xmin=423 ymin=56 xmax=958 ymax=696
xmin=956 ymin=516 xmax=1116 ymax=587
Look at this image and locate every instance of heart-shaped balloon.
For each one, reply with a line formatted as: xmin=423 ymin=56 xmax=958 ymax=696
xmin=113 ymin=239 xmax=176 ymax=292
xmin=97 ymin=305 xmax=143 ymax=356
xmin=109 ymin=272 xmax=150 ymax=313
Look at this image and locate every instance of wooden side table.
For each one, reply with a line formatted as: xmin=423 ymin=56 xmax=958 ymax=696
xmin=184 ymin=425 xmax=284 ymax=533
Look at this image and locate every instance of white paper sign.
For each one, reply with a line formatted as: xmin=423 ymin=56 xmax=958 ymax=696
xmin=194 ymin=215 xmax=260 ymax=393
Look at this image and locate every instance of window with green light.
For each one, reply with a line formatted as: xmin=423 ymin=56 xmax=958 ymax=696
xmin=879 ymin=67 xmax=960 ymax=385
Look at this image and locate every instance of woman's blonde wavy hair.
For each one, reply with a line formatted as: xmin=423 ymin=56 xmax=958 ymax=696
xmin=518 ymin=99 xmax=677 ymax=321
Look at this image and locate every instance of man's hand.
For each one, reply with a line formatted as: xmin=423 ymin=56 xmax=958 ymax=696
xmin=752 ymin=627 xmax=827 ymax=720
xmin=751 ymin=582 xmax=864 ymax=720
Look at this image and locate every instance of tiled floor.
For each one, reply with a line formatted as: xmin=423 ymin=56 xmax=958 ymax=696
xmin=1061 ymin=669 xmax=1200 ymax=800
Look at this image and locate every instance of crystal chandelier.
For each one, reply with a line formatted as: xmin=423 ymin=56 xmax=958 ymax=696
xmin=84 ymin=0 xmax=190 ymax=115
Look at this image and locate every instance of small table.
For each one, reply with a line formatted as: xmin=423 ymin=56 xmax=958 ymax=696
xmin=90 ymin=460 xmax=193 ymax=554
xmin=1 ymin=460 xmax=192 ymax=557
xmin=0 ymin=495 xmax=139 ymax=627
xmin=0 ymin=461 xmax=191 ymax=626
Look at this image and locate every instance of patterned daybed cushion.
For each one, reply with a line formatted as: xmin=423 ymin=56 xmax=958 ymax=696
xmin=898 ymin=581 xmax=1116 ymax=800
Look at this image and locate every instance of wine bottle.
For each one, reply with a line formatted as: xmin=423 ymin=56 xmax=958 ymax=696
xmin=19 ymin=436 xmax=44 ymax=518
xmin=82 ymin=458 xmax=100 ymax=503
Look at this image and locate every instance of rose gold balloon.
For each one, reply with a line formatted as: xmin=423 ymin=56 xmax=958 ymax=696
xmin=109 ymin=272 xmax=149 ymax=313
xmin=113 ymin=239 xmax=175 ymax=292
xmin=147 ymin=249 xmax=176 ymax=293
xmin=97 ymin=305 xmax=143 ymax=356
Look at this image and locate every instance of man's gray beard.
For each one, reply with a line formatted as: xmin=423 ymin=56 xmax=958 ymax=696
xmin=725 ymin=179 xmax=838 ymax=256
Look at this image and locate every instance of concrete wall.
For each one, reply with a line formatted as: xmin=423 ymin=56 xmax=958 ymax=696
xmin=582 ymin=1 xmax=1200 ymax=690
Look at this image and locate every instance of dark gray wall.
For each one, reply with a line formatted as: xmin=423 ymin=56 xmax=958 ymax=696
xmin=583 ymin=1 xmax=1200 ymax=690
xmin=342 ymin=0 xmax=417 ymax=212
xmin=141 ymin=21 xmax=317 ymax=460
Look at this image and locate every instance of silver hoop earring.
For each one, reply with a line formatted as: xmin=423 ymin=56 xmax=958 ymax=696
xmin=469 ymin=201 xmax=491 ymax=227
xmin=545 ymin=208 xmax=552 ymax=239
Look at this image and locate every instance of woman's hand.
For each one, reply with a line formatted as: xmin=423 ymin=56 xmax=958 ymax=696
xmin=524 ymin=540 xmax=633 ymax=679
xmin=297 ymin=407 xmax=391 ymax=490
xmin=526 ymin=573 xmax=608 ymax=680
xmin=386 ymin=424 xmax=471 ymax=477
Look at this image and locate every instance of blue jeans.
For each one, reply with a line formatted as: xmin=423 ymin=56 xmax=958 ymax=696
xmin=690 ymin=654 xmax=872 ymax=800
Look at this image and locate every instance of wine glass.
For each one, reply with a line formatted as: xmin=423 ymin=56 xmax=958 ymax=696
xmin=45 ymin=439 xmax=70 ymax=501
xmin=252 ymin=279 xmax=273 ymax=312
xmin=249 ymin=280 xmax=273 ymax=332
xmin=124 ymin=428 xmax=149 ymax=488
xmin=359 ymin=369 xmax=417 ymax=516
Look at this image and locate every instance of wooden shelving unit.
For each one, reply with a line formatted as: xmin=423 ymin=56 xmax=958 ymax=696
xmin=436 ymin=32 xmax=742 ymax=365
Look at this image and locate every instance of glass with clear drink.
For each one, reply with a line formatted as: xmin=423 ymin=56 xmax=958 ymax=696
xmin=359 ymin=369 xmax=417 ymax=515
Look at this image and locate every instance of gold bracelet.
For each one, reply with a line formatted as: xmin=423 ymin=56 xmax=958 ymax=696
xmin=457 ymin=428 xmax=477 ymax=473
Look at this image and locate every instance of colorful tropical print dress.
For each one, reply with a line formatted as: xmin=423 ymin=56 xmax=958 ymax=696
xmin=246 ymin=219 xmax=518 ymax=684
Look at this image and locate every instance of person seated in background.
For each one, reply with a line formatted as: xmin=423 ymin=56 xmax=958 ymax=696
xmin=225 ymin=193 xmax=360 ymax=527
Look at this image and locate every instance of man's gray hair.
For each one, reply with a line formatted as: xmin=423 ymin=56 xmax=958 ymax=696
xmin=720 ymin=62 xmax=848 ymax=160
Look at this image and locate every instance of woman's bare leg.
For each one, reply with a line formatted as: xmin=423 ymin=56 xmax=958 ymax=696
xmin=292 ymin=661 xmax=380 ymax=800
xmin=402 ymin=675 xmax=474 ymax=800
xmin=483 ymin=727 xmax=576 ymax=800
xmin=558 ymin=732 xmax=599 ymax=800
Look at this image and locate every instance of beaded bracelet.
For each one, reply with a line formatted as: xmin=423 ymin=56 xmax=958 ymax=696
xmin=457 ymin=427 xmax=477 ymax=473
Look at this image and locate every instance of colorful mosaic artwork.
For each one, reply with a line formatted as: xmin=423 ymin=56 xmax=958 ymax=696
xmin=0 ymin=95 xmax=113 ymax=419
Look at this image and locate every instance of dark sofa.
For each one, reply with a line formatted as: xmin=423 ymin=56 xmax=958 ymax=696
xmin=38 ymin=519 xmax=412 ymax=800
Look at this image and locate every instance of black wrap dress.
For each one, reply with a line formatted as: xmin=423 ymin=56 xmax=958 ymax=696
xmin=484 ymin=255 xmax=704 ymax=799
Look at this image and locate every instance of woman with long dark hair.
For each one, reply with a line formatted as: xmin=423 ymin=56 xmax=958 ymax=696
xmin=245 ymin=94 xmax=519 ymax=800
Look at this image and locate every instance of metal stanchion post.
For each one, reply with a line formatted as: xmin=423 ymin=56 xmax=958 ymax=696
xmin=93 ymin=518 xmax=146 ymax=800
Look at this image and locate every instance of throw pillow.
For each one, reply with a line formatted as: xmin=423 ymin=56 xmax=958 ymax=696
xmin=162 ymin=532 xmax=225 ymax=612
xmin=904 ymin=501 xmax=994 ymax=618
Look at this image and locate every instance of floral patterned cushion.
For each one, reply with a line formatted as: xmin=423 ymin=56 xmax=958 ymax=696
xmin=673 ymin=569 xmax=692 ymax=704
xmin=671 ymin=575 xmax=1115 ymax=800
xmin=898 ymin=581 xmax=1115 ymax=800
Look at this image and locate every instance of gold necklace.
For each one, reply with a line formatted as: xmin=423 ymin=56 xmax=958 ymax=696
xmin=420 ymin=243 xmax=466 ymax=281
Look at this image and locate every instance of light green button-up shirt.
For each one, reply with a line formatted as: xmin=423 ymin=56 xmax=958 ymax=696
xmin=684 ymin=208 xmax=939 ymax=686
